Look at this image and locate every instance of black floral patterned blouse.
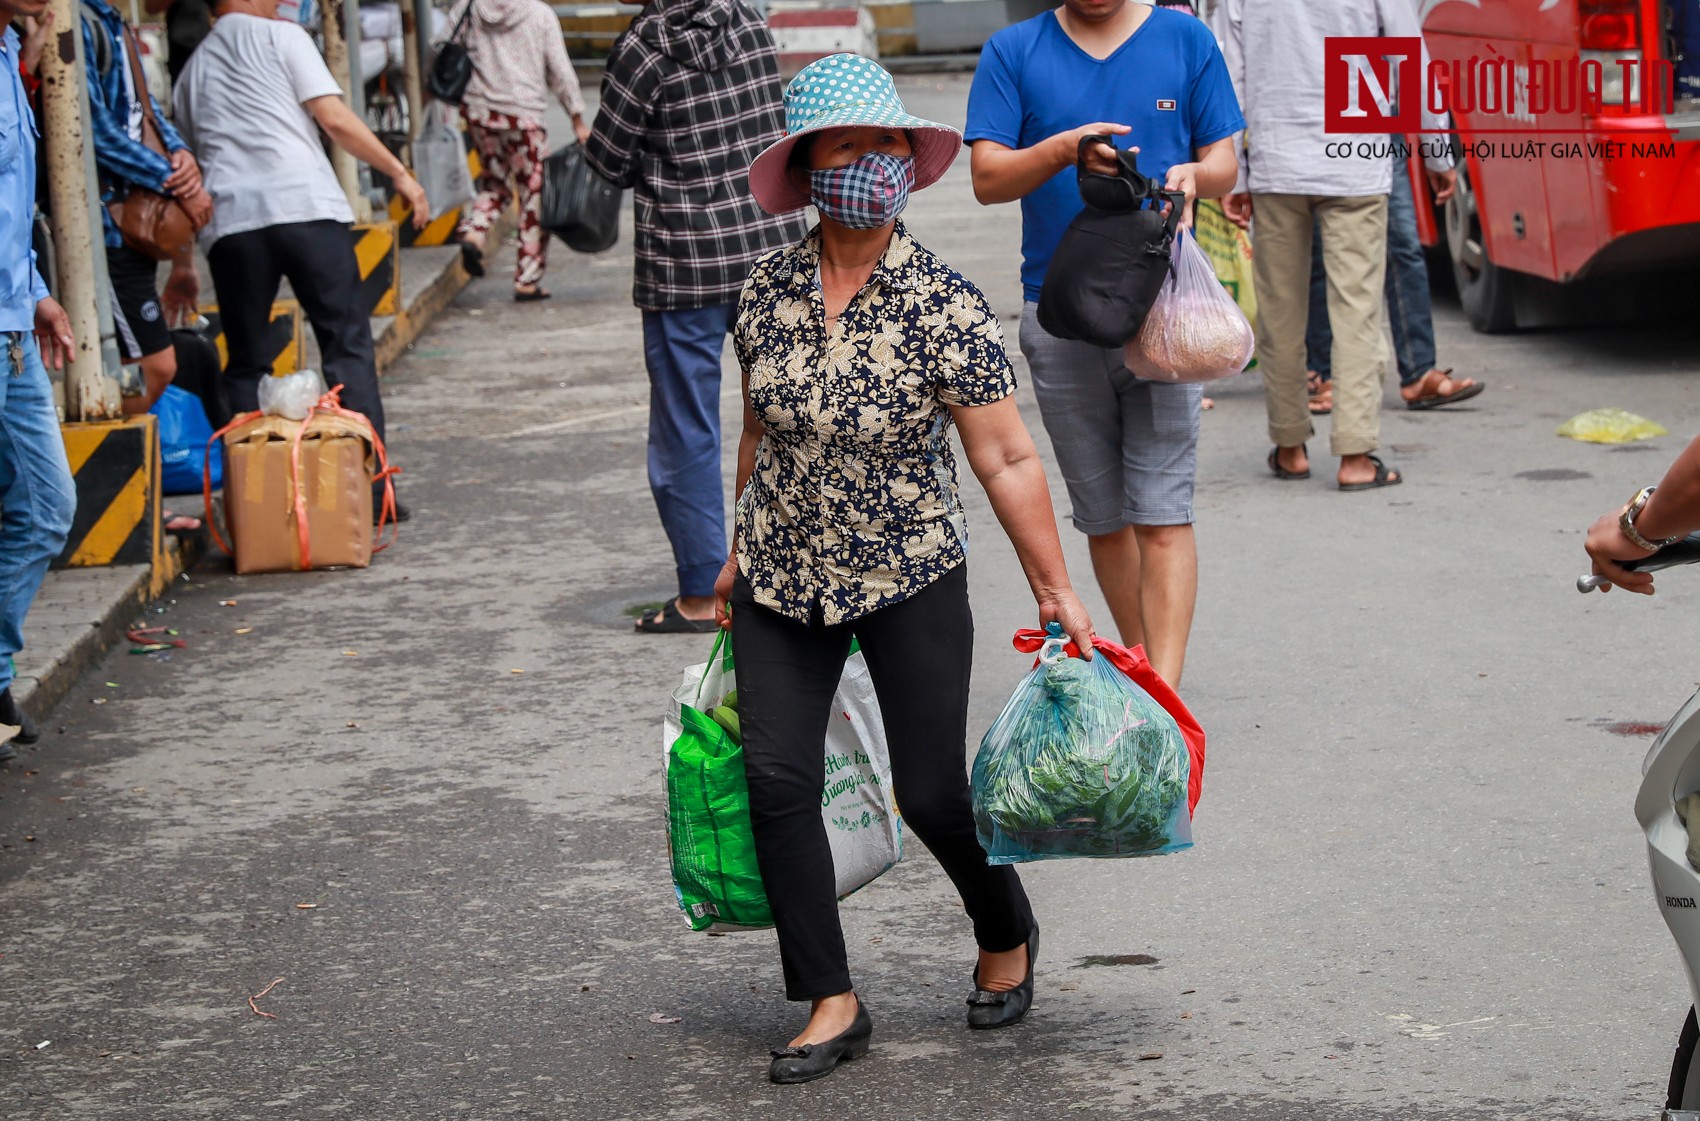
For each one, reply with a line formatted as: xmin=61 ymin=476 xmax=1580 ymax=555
xmin=732 ymin=222 xmax=1016 ymax=626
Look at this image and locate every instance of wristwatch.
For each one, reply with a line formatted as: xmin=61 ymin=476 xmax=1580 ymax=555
xmin=1620 ymin=486 xmax=1682 ymax=552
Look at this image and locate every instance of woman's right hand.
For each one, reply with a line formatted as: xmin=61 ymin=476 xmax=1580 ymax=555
xmin=713 ymin=556 xmax=739 ymax=629
xmin=1036 ymin=587 xmax=1095 ymax=660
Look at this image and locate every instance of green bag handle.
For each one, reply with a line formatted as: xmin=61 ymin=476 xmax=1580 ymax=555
xmin=690 ymin=628 xmax=858 ymax=708
xmin=693 ymin=628 xmax=734 ymax=707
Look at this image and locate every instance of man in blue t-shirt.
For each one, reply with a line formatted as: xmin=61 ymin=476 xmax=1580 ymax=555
xmin=965 ymin=0 xmax=1243 ymax=689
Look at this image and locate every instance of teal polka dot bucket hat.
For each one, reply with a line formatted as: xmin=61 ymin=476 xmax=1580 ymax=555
xmin=748 ymin=53 xmax=963 ymax=214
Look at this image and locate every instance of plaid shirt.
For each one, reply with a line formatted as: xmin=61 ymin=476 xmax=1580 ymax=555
xmin=584 ymin=0 xmax=805 ymax=311
xmin=82 ymin=0 xmax=188 ymax=248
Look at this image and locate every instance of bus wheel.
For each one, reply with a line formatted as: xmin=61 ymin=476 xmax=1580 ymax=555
xmin=1444 ymin=154 xmax=1518 ymax=333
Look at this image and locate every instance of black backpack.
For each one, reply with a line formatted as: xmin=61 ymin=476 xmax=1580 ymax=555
xmin=1037 ymin=137 xmax=1185 ymax=349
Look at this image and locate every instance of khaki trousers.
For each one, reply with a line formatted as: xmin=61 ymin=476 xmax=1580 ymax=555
xmin=1251 ymin=193 xmax=1389 ymax=457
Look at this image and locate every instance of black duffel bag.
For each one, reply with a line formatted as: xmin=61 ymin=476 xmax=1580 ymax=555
xmin=541 ymin=143 xmax=622 ymax=253
xmin=427 ymin=1 xmax=475 ymax=104
xmin=1037 ymin=136 xmax=1186 ymax=349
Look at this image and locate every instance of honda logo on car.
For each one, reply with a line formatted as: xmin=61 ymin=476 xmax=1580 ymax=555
xmin=1667 ymin=896 xmax=1697 ymax=910
xmin=1324 ymin=35 xmax=1677 ymax=134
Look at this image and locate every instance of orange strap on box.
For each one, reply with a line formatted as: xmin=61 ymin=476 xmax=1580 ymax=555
xmin=202 ymin=388 xmax=402 ymax=569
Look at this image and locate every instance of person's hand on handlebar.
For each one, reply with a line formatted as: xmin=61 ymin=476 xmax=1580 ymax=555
xmin=1585 ymin=509 xmax=1658 ymax=594
xmin=1585 ymin=433 xmax=1700 ymax=594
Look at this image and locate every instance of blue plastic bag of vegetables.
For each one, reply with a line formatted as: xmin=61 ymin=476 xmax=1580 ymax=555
xmin=972 ymin=623 xmax=1202 ymax=864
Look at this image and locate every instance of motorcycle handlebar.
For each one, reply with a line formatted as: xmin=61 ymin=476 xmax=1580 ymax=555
xmin=1577 ymin=533 xmax=1700 ymax=593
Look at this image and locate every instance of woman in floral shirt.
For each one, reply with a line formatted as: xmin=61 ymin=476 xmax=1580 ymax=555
xmin=713 ymin=54 xmax=1095 ymax=1084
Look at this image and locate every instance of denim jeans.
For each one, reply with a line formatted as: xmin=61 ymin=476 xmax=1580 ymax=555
xmin=0 ymin=333 xmax=76 ymax=693
xmin=1305 ymin=159 xmax=1437 ymax=388
xmin=641 ymin=303 xmax=736 ymax=600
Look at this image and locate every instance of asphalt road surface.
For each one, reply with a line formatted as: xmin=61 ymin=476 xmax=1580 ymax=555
xmin=5 ymin=75 xmax=1700 ymax=1120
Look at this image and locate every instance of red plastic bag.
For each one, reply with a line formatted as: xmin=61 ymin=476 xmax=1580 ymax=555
xmin=1011 ymin=629 xmax=1205 ymax=816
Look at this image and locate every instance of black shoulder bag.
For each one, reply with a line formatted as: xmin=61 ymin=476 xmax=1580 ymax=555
xmin=427 ymin=1 xmax=476 ymax=104
xmin=1037 ymin=137 xmax=1186 ymax=349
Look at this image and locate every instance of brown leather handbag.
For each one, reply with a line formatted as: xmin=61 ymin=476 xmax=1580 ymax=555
xmin=105 ymin=25 xmax=200 ymax=260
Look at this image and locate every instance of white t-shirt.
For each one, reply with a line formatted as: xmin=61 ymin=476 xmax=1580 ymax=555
xmin=171 ymin=14 xmax=353 ymax=246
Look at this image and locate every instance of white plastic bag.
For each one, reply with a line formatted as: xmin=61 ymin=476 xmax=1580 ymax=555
xmin=663 ymin=635 xmax=903 ymax=933
xmin=1124 ymin=229 xmax=1255 ymax=383
xmin=257 ymin=368 xmax=327 ymax=421
xmin=412 ymin=105 xmax=475 ymax=220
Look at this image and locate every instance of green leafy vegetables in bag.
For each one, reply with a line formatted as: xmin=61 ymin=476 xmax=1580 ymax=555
xmin=972 ymin=650 xmax=1191 ymax=864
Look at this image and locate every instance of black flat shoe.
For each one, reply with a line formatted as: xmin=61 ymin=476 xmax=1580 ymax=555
xmin=769 ymin=999 xmax=872 ymax=1085
xmin=0 ymin=687 xmax=39 ymax=747
xmin=967 ymin=927 xmax=1039 ymax=1030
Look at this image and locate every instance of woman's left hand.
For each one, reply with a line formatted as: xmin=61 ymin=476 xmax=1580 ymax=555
xmin=1036 ymin=588 xmax=1095 ymax=660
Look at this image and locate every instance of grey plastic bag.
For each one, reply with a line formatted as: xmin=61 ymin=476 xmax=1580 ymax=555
xmin=412 ymin=108 xmax=474 ymax=220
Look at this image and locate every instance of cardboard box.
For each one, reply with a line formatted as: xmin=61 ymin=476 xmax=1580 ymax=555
xmin=223 ymin=413 xmax=375 ymax=574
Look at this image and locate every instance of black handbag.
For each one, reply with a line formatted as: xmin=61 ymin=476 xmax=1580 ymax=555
xmin=427 ymin=1 xmax=475 ymax=104
xmin=1037 ymin=136 xmax=1186 ymax=349
xmin=541 ymin=144 xmax=622 ymax=253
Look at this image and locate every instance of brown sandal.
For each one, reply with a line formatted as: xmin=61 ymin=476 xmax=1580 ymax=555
xmin=1307 ymin=371 xmax=1333 ymax=415
xmin=1402 ymin=368 xmax=1485 ymax=410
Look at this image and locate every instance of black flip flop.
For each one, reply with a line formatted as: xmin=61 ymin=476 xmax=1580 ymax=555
xmin=514 ymin=289 xmax=552 ymax=303
xmin=1339 ymin=455 xmax=1402 ymax=491
xmin=635 ymin=596 xmax=717 ymax=634
xmin=1268 ymin=445 xmax=1310 ymax=480
xmin=460 ymin=240 xmax=486 ymax=278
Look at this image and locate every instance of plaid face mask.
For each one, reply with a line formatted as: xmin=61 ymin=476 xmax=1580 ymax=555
xmin=808 ymin=151 xmax=916 ymax=230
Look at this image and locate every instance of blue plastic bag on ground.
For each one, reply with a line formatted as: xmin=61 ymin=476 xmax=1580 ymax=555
xmin=151 ymin=384 xmax=222 ymax=496
xmin=972 ymin=624 xmax=1194 ymax=864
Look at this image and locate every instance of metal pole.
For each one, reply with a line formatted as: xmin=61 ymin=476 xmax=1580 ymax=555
xmin=38 ymin=0 xmax=123 ymax=421
xmin=400 ymin=0 xmax=424 ymax=148
xmin=319 ymin=0 xmax=371 ymax=220
xmin=342 ymin=0 xmax=377 ymax=211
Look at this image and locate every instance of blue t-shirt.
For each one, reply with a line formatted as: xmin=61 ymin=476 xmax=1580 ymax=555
xmin=965 ymin=6 xmax=1246 ymax=302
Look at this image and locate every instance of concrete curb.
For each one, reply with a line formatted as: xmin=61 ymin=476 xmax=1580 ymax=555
xmin=14 ymin=243 xmax=476 ymax=731
xmin=11 ymin=532 xmax=197 ymax=720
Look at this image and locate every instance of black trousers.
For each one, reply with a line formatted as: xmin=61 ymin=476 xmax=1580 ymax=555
xmin=206 ymin=220 xmax=386 ymax=442
xmin=731 ymin=564 xmax=1035 ymax=1002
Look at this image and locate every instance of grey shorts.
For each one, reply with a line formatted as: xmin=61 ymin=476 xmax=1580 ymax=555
xmin=1018 ymin=302 xmax=1201 ymax=533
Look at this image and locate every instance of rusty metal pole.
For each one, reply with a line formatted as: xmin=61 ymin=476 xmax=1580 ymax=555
xmin=400 ymin=0 xmax=424 ymax=149
xmin=319 ymin=0 xmax=371 ymax=220
xmin=38 ymin=0 xmax=123 ymax=420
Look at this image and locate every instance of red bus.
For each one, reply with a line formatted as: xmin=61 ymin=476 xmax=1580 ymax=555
xmin=1415 ymin=0 xmax=1700 ymax=331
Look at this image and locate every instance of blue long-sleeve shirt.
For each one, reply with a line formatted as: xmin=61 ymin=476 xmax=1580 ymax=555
xmin=81 ymin=0 xmax=187 ymax=248
xmin=1 ymin=27 xmax=51 ymax=332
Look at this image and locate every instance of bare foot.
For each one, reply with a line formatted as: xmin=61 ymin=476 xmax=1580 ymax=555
xmin=975 ymin=942 xmax=1030 ymax=993
xmin=1337 ymin=452 xmax=1399 ymax=488
xmin=1275 ymin=445 xmax=1309 ymax=477
xmin=789 ymin=992 xmax=859 ymax=1048
xmin=674 ymin=594 xmax=715 ymax=621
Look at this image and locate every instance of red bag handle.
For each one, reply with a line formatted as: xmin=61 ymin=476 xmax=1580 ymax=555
xmin=1011 ymin=628 xmax=1206 ymax=817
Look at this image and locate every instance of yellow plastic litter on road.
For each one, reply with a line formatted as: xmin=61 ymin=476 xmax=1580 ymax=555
xmin=1556 ymin=408 xmax=1670 ymax=444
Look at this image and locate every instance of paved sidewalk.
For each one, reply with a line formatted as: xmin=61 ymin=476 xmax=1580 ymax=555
xmin=11 ymin=232 xmax=487 ymax=730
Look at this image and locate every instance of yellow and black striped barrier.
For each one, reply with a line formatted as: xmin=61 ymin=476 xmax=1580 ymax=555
xmin=390 ymin=145 xmax=483 ymax=247
xmin=54 ymin=415 xmax=162 ymax=571
xmin=389 ymin=193 xmax=461 ymax=248
xmin=353 ymin=221 xmax=401 ymax=318
xmin=200 ymin=300 xmax=305 ymax=376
